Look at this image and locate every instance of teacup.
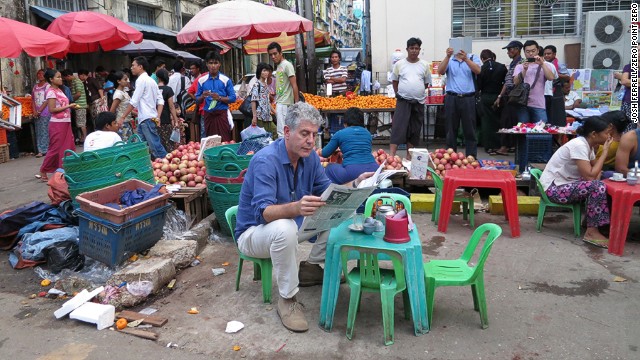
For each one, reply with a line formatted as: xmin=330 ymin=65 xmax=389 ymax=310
xmin=627 ymin=175 xmax=638 ymax=186
xmin=363 ymin=223 xmax=376 ymax=235
xmin=611 ymin=172 xmax=624 ymax=180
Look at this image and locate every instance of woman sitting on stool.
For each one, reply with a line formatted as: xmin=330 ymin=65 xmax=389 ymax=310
xmin=321 ymin=107 xmax=379 ymax=184
xmin=539 ymin=116 xmax=613 ymax=248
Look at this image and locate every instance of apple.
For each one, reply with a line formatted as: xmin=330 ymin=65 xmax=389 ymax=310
xmin=446 ymin=148 xmax=454 ymax=154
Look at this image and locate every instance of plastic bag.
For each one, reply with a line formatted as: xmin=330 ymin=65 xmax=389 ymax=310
xmin=43 ymin=240 xmax=85 ymax=274
xmin=126 ymin=281 xmax=153 ymax=297
xmin=240 ymin=125 xmax=267 ymax=141
xmin=163 ymin=205 xmax=193 ymax=239
xmin=170 ymin=128 xmax=181 ymax=143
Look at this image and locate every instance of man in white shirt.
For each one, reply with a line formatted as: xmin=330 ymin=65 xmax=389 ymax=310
xmin=389 ymin=37 xmax=432 ymax=160
xmin=118 ymin=56 xmax=166 ymax=159
xmin=168 ymin=60 xmax=191 ymax=103
xmin=84 ymin=112 xmax=122 ymax=151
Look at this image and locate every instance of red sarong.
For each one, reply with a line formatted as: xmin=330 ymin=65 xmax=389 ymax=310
xmin=40 ymin=122 xmax=75 ymax=174
xmin=203 ymin=110 xmax=232 ymax=142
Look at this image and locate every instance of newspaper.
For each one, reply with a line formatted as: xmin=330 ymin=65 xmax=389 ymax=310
xmin=298 ymin=184 xmax=375 ymax=236
xmin=357 ymin=162 xmax=407 ymax=188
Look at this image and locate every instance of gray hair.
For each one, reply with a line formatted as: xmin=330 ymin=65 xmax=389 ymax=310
xmin=285 ymin=102 xmax=324 ymax=130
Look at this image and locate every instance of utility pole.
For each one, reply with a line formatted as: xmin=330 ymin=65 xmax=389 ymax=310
xmin=364 ymin=0 xmax=371 ymax=67
xmin=294 ymin=0 xmax=307 ymax=93
xmin=304 ymin=0 xmax=317 ymax=94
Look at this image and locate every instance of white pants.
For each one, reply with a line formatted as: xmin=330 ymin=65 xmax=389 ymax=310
xmin=276 ymin=103 xmax=289 ymax=139
xmin=237 ymin=219 xmax=328 ymax=299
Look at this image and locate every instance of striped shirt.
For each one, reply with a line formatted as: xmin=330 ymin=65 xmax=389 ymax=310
xmin=504 ymin=56 xmax=522 ymax=92
xmin=71 ymin=77 xmax=87 ymax=108
xmin=324 ymin=65 xmax=348 ymax=94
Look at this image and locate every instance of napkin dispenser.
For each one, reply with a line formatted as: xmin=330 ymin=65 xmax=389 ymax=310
xmin=383 ymin=210 xmax=411 ymax=244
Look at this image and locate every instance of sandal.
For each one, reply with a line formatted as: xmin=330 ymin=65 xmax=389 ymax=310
xmin=487 ymin=149 xmax=498 ymax=156
xmin=508 ymin=147 xmax=516 ymax=153
xmin=495 ymin=150 xmax=509 ymax=156
xmin=35 ymin=153 xmax=43 ymax=158
xmin=582 ymin=238 xmax=608 ymax=249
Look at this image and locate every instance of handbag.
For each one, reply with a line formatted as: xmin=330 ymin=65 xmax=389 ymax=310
xmin=508 ymin=64 xmax=542 ymax=106
xmin=239 ymin=82 xmax=261 ymax=118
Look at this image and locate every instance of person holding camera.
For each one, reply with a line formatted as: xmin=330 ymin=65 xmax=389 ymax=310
xmin=512 ymin=40 xmax=557 ymax=124
xmin=439 ymin=43 xmax=482 ymax=158
xmin=477 ymin=50 xmax=507 ymax=156
xmin=388 ymin=37 xmax=431 ymax=161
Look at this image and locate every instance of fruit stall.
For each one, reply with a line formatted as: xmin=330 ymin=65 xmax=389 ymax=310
xmin=1 ymin=94 xmax=37 ymax=156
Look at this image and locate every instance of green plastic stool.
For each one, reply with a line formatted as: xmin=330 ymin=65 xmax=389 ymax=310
xmin=341 ymin=246 xmax=410 ymax=346
xmin=424 ymin=223 xmax=502 ymax=329
xmin=225 ymin=206 xmax=273 ymax=304
xmin=530 ymin=169 xmax=582 ymax=237
xmin=426 ymin=167 xmax=475 ymax=228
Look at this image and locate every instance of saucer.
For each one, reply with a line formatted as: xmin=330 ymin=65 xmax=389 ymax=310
xmin=610 ymin=177 xmax=626 ymax=182
xmin=348 ymin=224 xmax=364 ymax=232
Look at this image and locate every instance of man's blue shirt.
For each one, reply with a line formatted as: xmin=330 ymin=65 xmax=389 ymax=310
xmin=445 ymin=55 xmax=482 ymax=94
xmin=235 ymin=139 xmax=332 ymax=239
xmin=195 ymin=72 xmax=236 ymax=112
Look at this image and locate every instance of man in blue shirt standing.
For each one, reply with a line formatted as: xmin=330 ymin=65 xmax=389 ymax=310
xmin=196 ymin=51 xmax=236 ymax=141
xmin=439 ymin=46 xmax=482 ymax=158
xmin=235 ymin=102 xmax=371 ymax=333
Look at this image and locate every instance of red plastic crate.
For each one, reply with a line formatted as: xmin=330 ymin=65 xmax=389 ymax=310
xmin=75 ymin=179 xmax=171 ymax=224
xmin=426 ymin=95 xmax=444 ymax=104
xmin=0 ymin=128 xmax=7 ymax=145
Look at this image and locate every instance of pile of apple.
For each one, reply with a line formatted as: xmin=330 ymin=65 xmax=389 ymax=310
xmin=429 ymin=148 xmax=479 ymax=178
xmin=372 ymin=149 xmax=404 ymax=170
xmin=153 ymin=141 xmax=207 ymax=187
xmin=480 ymin=159 xmax=512 ymax=168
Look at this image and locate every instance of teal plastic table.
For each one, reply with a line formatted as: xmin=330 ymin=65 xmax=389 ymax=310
xmin=318 ymin=219 xmax=429 ymax=335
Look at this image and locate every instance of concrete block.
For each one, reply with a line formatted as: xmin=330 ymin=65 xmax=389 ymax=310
xmin=410 ymin=193 xmax=461 ymax=214
xmin=148 ymin=240 xmax=198 ymax=269
xmin=54 ymin=286 xmax=104 ymax=319
xmin=175 ymin=212 xmax=218 ymax=253
xmin=489 ymin=195 xmax=540 ymax=215
xmin=109 ymin=258 xmax=176 ymax=294
xmin=69 ymin=302 xmax=115 ymax=330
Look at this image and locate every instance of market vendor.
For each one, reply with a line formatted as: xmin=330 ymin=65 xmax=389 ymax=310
xmin=84 ymin=112 xmax=122 ymax=152
xmin=195 ymin=51 xmax=236 ymax=141
xmin=321 ymin=107 xmax=379 ymax=183
xmin=615 ymin=121 xmax=640 ymax=176
xmin=235 ymin=102 xmax=372 ymax=333
xmin=323 ymin=50 xmax=348 ymax=96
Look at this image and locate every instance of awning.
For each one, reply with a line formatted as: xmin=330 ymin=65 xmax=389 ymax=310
xmin=127 ymin=22 xmax=177 ymax=37
xmin=30 ymin=5 xmax=67 ymax=21
xmin=211 ymin=41 xmax=232 ymax=54
xmin=244 ymin=30 xmax=330 ymax=55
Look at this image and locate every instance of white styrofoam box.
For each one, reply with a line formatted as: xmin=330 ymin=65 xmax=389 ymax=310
xmin=409 ymin=148 xmax=431 ymax=180
xmin=69 ymin=302 xmax=115 ymax=330
xmin=54 ymin=286 xmax=104 ymax=319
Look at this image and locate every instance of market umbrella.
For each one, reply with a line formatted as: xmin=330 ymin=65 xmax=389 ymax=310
xmin=175 ymin=50 xmax=202 ymax=61
xmin=115 ymin=39 xmax=178 ymax=57
xmin=177 ymin=0 xmax=313 ymax=43
xmin=244 ymin=29 xmax=330 ymax=55
xmin=0 ymin=17 xmax=69 ymax=58
xmin=47 ymin=11 xmax=142 ymax=53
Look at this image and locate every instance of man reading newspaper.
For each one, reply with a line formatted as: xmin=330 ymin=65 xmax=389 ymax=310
xmin=235 ymin=102 xmax=373 ymax=333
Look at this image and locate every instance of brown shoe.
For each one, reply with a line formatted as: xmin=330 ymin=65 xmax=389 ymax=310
xmin=277 ymin=296 xmax=308 ymax=332
xmin=298 ymin=261 xmax=324 ymax=287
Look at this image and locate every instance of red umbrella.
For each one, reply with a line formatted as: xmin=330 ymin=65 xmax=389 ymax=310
xmin=0 ymin=17 xmax=69 ymax=58
xmin=177 ymin=0 xmax=313 ymax=44
xmin=47 ymin=11 xmax=143 ymax=53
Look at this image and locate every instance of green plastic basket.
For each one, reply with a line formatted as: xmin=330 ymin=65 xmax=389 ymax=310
xmin=63 ymin=135 xmax=146 ymax=163
xmin=203 ymin=143 xmax=253 ymax=171
xmin=65 ymin=153 xmax=153 ymax=183
xmin=205 ymin=162 xmax=244 ymax=179
xmin=207 ymin=183 xmax=241 ymax=236
xmin=63 ymin=146 xmax=151 ymax=174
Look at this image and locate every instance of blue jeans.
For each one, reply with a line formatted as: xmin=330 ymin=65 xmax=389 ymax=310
xmin=324 ymin=162 xmax=380 ymax=184
xmin=516 ymin=106 xmax=547 ymax=123
xmin=137 ymin=119 xmax=167 ymax=159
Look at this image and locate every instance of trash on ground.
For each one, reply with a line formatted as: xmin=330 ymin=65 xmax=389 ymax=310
xmin=190 ymin=259 xmax=201 ymax=267
xmin=54 ymin=286 xmax=104 ymax=319
xmin=29 ymin=294 xmax=37 ymax=299
xmin=225 ymin=320 xmax=244 ymax=333
xmin=116 ymin=318 xmax=128 ymax=330
xmin=212 ymin=268 xmax=226 ymax=276
xmin=167 ymin=279 xmax=176 ymax=289
xmin=613 ymin=276 xmax=627 ymax=282
xmin=222 ymin=262 xmax=230 ymax=266
xmin=118 ymin=327 xmax=159 ymax=341
xmin=69 ymin=302 xmax=115 ymax=330
xmin=48 ymin=288 xmax=66 ymax=296
xmin=117 ymin=310 xmax=168 ymax=327
xmin=233 ymin=345 xmax=241 ymax=351
xmin=167 ymin=342 xmax=178 ymax=348
xmin=187 ymin=307 xmax=199 ymax=314
xmin=126 ymin=281 xmax=153 ymax=297
xmin=139 ymin=307 xmax=158 ymax=315
xmin=41 ymin=279 xmax=51 ymax=287
xmin=127 ymin=318 xmax=144 ymax=327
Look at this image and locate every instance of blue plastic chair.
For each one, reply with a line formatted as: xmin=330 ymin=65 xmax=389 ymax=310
xmin=224 ymin=206 xmax=273 ymax=304
xmin=341 ymin=245 xmax=410 ymax=346
xmin=424 ymin=223 xmax=502 ymax=329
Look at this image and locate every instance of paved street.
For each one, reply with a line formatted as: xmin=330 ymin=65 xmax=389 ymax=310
xmin=1 ymin=154 xmax=640 ymax=359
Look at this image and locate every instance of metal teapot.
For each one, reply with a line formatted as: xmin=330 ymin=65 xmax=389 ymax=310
xmin=375 ymin=204 xmax=397 ymax=225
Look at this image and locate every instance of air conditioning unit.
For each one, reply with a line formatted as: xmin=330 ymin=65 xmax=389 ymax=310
xmin=583 ymin=10 xmax=630 ymax=70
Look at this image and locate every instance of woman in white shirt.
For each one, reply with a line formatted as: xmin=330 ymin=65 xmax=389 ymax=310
xmin=539 ymin=116 xmax=613 ymax=248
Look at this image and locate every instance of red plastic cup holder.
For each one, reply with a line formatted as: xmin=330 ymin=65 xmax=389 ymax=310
xmin=383 ymin=215 xmax=410 ymax=243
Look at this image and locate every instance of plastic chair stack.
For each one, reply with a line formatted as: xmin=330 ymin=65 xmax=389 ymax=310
xmin=224 ymin=206 xmax=273 ymax=304
xmin=530 ymin=169 xmax=581 ymax=237
xmin=423 ymin=223 xmax=502 ymax=329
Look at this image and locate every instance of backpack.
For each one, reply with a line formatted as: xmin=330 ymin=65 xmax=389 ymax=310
xmin=177 ymin=76 xmax=193 ymax=115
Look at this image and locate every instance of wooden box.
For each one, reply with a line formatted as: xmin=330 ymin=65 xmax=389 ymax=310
xmin=171 ymin=187 xmax=211 ymax=227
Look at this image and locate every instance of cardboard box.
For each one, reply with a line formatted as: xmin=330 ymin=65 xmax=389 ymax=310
xmin=408 ymin=148 xmax=431 ymax=180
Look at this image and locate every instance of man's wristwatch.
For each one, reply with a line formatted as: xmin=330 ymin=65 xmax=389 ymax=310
xmin=352 ymin=180 xmax=358 ymax=188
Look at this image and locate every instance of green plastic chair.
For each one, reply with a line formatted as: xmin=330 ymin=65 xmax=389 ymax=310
xmin=341 ymin=246 xmax=410 ymax=346
xmin=224 ymin=206 xmax=273 ymax=304
xmin=363 ymin=192 xmax=412 ymax=217
xmin=424 ymin=223 xmax=502 ymax=329
xmin=530 ymin=168 xmax=581 ymax=237
xmin=426 ymin=167 xmax=475 ymax=228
